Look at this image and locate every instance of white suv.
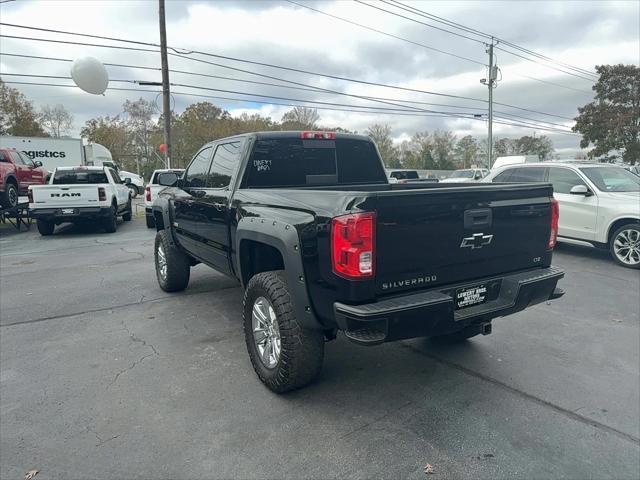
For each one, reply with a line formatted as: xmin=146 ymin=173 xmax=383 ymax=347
xmin=484 ymin=162 xmax=640 ymax=268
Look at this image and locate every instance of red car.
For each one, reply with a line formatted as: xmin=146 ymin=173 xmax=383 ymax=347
xmin=0 ymin=148 xmax=48 ymax=208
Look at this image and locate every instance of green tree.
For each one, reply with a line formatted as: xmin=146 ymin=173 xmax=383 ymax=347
xmin=431 ymin=131 xmax=456 ymax=169
xmin=402 ymin=132 xmax=433 ymax=169
xmin=170 ymin=102 xmax=230 ymax=166
xmin=573 ymin=64 xmax=640 ymax=163
xmin=515 ymin=135 xmax=554 ymax=160
xmin=494 ymin=138 xmax=518 ymax=157
xmin=365 ymin=123 xmax=399 ymax=168
xmin=0 ymin=80 xmax=47 ymax=136
xmin=80 ymin=116 xmax=131 ymax=165
xmin=281 ymin=106 xmax=320 ymax=129
xmin=40 ymin=104 xmax=74 ymax=137
xmin=454 ymin=135 xmax=479 ymax=168
xmin=123 ymin=98 xmax=157 ymax=169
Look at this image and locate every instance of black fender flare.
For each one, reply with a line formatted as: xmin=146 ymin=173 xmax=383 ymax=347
xmin=151 ymin=196 xmax=177 ymax=247
xmin=236 ymin=217 xmax=321 ymax=330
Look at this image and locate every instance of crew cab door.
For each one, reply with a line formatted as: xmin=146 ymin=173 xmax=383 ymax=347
xmin=174 ymin=146 xmax=214 ymax=258
xmin=197 ymin=140 xmax=243 ymax=275
xmin=546 ymin=166 xmax=598 ymax=240
xmin=107 ymin=168 xmax=130 ymax=207
xmin=9 ymin=151 xmax=36 ymax=193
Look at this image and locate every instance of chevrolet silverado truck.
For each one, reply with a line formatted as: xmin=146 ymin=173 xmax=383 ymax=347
xmin=28 ymin=166 xmax=132 ymax=235
xmin=152 ymin=131 xmax=565 ymax=393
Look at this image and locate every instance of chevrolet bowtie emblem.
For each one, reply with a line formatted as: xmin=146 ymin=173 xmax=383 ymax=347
xmin=460 ymin=233 xmax=493 ymax=249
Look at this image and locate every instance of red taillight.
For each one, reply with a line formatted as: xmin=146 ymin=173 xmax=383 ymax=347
xmin=331 ymin=212 xmax=375 ymax=279
xmin=145 ymin=186 xmax=151 ymax=202
xmin=98 ymin=187 xmax=106 ymax=201
xmin=28 ymin=188 xmax=33 ymax=203
xmin=301 ymin=131 xmax=335 ymax=140
xmin=548 ymin=197 xmax=559 ymax=249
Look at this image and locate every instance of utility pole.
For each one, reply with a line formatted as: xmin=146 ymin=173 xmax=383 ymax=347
xmin=481 ymin=38 xmax=498 ymax=168
xmin=159 ymin=0 xmax=171 ymax=168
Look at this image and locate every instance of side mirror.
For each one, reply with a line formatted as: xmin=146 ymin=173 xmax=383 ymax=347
xmin=124 ymin=177 xmax=132 ymax=184
xmin=474 ymin=173 xmax=482 ymax=180
xmin=34 ymin=160 xmax=43 ymax=167
xmin=157 ymin=172 xmax=179 ymax=187
xmin=569 ymin=185 xmax=589 ymax=195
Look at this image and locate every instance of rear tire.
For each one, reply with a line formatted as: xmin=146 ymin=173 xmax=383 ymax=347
xmin=122 ymin=199 xmax=132 ymax=221
xmin=0 ymin=182 xmax=18 ymax=208
xmin=243 ymin=270 xmax=324 ymax=393
xmin=154 ymin=229 xmax=190 ymax=292
xmin=36 ymin=219 xmax=55 ymax=236
xmin=145 ymin=214 xmax=155 ymax=229
xmin=610 ymin=223 xmax=640 ymax=269
xmin=103 ymin=205 xmax=117 ymax=233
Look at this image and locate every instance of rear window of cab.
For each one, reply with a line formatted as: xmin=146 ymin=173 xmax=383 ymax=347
xmin=52 ymin=170 xmax=108 ymax=184
xmin=244 ymin=138 xmax=387 ymax=188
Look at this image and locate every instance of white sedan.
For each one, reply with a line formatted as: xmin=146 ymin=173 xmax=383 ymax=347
xmin=483 ymin=162 xmax=640 ymax=268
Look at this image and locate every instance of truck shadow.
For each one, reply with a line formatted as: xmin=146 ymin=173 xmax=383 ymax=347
xmin=50 ymin=219 xmax=131 ymax=237
xmin=554 ymin=241 xmax=611 ymax=263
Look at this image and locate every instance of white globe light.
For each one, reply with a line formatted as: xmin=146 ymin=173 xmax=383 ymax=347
xmin=70 ymin=57 xmax=109 ymax=95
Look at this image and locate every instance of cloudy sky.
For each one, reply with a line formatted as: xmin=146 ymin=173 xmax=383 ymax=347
xmin=1 ymin=0 xmax=638 ymax=154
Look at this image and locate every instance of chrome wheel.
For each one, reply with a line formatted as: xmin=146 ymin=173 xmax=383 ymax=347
xmin=613 ymin=228 xmax=640 ymax=266
xmin=252 ymin=296 xmax=281 ymax=369
xmin=157 ymin=244 xmax=167 ymax=280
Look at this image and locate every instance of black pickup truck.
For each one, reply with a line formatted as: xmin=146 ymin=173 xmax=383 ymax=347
xmin=152 ymin=131 xmax=564 ymax=392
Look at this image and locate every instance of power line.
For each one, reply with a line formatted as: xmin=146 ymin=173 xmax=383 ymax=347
xmin=0 ymin=72 xmax=493 ymax=116
xmin=504 ymin=71 xmax=592 ymax=94
xmin=0 ymin=53 xmax=574 ymax=130
xmin=383 ymin=0 xmax=598 ymax=80
xmin=0 ymin=63 xmax=574 ymax=130
xmin=2 ymin=79 xmax=578 ymax=135
xmin=364 ymin=0 xmax=595 ymax=90
xmin=286 ymin=0 xmax=589 ymax=110
xmin=383 ymin=0 xmax=491 ymax=39
xmin=0 ymin=79 xmax=482 ymax=120
xmin=352 ymin=0 xmax=485 ymax=44
xmin=494 ymin=46 xmax=596 ymax=82
xmin=0 ymin=32 xmax=492 ymax=113
xmin=0 ymin=24 xmax=577 ymax=121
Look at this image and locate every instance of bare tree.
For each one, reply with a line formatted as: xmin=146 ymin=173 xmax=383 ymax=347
xmin=40 ymin=104 xmax=74 ymax=137
xmin=281 ymin=106 xmax=320 ymax=129
xmin=366 ymin=123 xmax=399 ymax=167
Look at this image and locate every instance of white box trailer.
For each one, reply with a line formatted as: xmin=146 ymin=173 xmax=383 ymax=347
xmin=0 ymin=136 xmax=84 ymax=170
xmin=0 ymin=136 xmax=117 ymax=171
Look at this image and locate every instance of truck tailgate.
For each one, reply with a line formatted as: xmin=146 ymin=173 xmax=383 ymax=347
xmin=31 ymin=185 xmax=100 ymax=208
xmin=373 ymin=184 xmax=554 ymax=295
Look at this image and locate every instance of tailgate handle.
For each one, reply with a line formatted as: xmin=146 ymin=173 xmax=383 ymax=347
xmin=464 ymin=209 xmax=492 ymax=229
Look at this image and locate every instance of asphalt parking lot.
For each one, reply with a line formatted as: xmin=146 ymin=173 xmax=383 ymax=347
xmin=1 ymin=214 xmax=639 ymax=479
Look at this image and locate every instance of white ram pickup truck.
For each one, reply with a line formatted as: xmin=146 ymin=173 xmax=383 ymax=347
xmin=28 ymin=166 xmax=132 ymax=236
xmin=144 ymin=168 xmax=184 ymax=228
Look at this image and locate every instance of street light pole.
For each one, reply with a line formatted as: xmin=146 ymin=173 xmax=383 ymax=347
xmin=159 ymin=0 xmax=171 ymax=168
